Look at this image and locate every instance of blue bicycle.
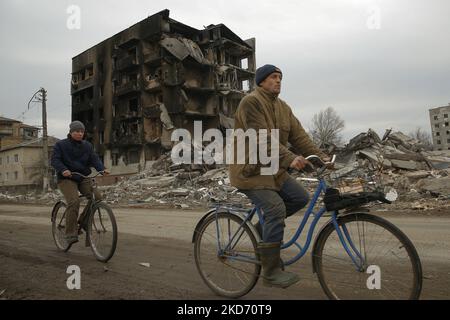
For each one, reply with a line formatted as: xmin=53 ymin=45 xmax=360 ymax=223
xmin=192 ymin=155 xmax=422 ymax=299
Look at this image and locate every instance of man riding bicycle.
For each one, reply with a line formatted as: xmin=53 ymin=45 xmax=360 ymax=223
xmin=229 ymin=64 xmax=330 ymax=289
xmin=51 ymin=121 xmax=109 ymax=246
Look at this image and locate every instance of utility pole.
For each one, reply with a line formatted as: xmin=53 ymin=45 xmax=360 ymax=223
xmin=41 ymin=88 xmax=49 ymax=192
xmin=27 ymin=88 xmax=49 ymax=193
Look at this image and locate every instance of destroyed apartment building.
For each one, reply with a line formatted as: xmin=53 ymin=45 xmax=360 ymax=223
xmin=71 ymin=9 xmax=256 ymax=176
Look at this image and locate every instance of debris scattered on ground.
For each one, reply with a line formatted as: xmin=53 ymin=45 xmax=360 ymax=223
xmin=139 ymin=263 xmax=151 ymax=268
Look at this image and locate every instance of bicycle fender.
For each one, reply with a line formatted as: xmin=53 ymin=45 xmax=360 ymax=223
xmin=311 ymin=211 xmax=366 ymax=273
xmin=192 ymin=209 xmax=217 ymax=243
xmin=51 ymin=201 xmax=65 ymax=223
xmin=191 ymin=209 xmax=261 ymax=244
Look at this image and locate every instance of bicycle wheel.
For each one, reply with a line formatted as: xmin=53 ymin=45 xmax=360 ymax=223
xmin=51 ymin=202 xmax=71 ymax=252
xmin=194 ymin=212 xmax=261 ymax=298
xmin=87 ymin=202 xmax=118 ymax=262
xmin=313 ymin=212 xmax=422 ymax=300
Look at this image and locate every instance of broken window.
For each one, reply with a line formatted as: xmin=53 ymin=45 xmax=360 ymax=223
xmin=14 ymin=171 xmax=18 ymax=180
xmin=434 ymin=115 xmax=438 ymax=120
xmin=241 ymin=58 xmax=248 ymax=69
xmin=129 ymin=98 xmax=139 ymax=113
xmin=112 ymin=153 xmax=119 ymax=166
xmin=437 ymin=140 xmax=441 ymax=144
xmin=87 ymin=65 xmax=94 ymax=78
xmin=14 ymin=154 xmax=18 ymax=162
xmin=445 ymin=122 xmax=449 ymax=127
xmin=242 ymin=80 xmax=249 ymax=92
xmin=87 ymin=87 xmax=94 ymax=100
xmin=436 ymin=132 xmax=441 ymax=136
xmin=435 ymin=124 xmax=440 ymax=129
xmin=86 ymin=111 xmax=93 ymax=122
xmin=445 ymin=114 xmax=449 ymax=118
xmin=128 ymin=150 xmax=140 ymax=164
xmin=128 ymin=47 xmax=137 ymax=61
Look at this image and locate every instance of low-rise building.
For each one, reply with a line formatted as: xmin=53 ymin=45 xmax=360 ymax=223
xmin=0 ymin=116 xmax=39 ymax=150
xmin=0 ymin=136 xmax=59 ymax=192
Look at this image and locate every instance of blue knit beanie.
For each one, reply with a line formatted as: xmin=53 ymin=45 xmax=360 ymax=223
xmin=255 ymin=64 xmax=282 ymax=86
xmin=69 ymin=120 xmax=85 ymax=133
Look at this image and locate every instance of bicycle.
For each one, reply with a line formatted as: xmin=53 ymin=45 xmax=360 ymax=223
xmin=51 ymin=171 xmax=118 ymax=263
xmin=192 ymin=155 xmax=423 ymax=299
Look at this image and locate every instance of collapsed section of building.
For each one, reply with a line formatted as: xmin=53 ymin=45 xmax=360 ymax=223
xmin=71 ymin=9 xmax=256 ymax=175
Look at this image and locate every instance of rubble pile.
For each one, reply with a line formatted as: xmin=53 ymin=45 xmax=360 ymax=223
xmin=333 ymin=129 xmax=450 ymax=211
xmin=98 ymin=154 xmax=251 ymax=209
xmin=1 ymin=128 xmax=449 ymax=212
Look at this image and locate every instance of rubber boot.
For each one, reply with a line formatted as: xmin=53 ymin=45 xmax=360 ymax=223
xmin=258 ymin=242 xmax=300 ymax=288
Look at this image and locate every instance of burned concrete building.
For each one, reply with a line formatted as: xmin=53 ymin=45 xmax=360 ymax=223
xmin=71 ymin=9 xmax=255 ymax=175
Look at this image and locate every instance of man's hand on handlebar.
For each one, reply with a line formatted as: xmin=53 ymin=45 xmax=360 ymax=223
xmin=289 ymin=156 xmax=312 ymax=171
xmin=62 ymin=170 xmax=72 ymax=177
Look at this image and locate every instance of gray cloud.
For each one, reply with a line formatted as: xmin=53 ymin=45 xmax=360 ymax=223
xmin=0 ymin=0 xmax=449 ymax=142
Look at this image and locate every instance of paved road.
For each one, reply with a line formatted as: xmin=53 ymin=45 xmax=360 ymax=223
xmin=0 ymin=204 xmax=448 ymax=299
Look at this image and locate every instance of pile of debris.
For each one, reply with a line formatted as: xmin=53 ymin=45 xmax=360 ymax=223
xmin=331 ymin=128 xmax=450 ymax=211
xmin=97 ymin=154 xmax=250 ymax=209
xmin=1 ymin=128 xmax=449 ymax=212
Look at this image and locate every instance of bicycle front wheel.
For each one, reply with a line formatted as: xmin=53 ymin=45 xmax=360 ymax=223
xmin=51 ymin=202 xmax=71 ymax=252
xmin=313 ymin=212 xmax=422 ymax=300
xmin=87 ymin=202 xmax=118 ymax=262
xmin=194 ymin=212 xmax=261 ymax=298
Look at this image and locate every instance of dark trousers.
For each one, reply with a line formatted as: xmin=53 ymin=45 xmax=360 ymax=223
xmin=58 ymin=179 xmax=103 ymax=237
xmin=241 ymin=176 xmax=310 ymax=243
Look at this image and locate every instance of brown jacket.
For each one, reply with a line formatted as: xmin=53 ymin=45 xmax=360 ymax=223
xmin=229 ymin=87 xmax=326 ymax=191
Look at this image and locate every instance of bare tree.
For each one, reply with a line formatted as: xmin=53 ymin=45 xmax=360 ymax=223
xmin=309 ymin=107 xmax=345 ymax=148
xmin=408 ymin=127 xmax=433 ymax=150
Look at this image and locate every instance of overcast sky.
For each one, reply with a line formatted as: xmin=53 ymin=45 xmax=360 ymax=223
xmin=0 ymin=0 xmax=449 ymax=142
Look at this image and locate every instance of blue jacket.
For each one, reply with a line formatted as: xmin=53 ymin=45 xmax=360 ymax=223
xmin=51 ymin=137 xmax=105 ymax=182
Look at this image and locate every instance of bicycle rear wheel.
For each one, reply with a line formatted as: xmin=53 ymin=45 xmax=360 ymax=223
xmin=87 ymin=202 xmax=117 ymax=262
xmin=313 ymin=212 xmax=422 ymax=300
xmin=51 ymin=202 xmax=71 ymax=252
xmin=194 ymin=212 xmax=261 ymax=298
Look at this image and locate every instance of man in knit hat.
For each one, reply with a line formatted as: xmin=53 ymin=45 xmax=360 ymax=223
xmin=229 ymin=64 xmax=330 ymax=288
xmin=51 ymin=121 xmax=109 ymax=245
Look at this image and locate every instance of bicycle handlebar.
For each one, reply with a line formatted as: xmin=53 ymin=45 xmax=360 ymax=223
xmin=294 ymin=154 xmax=336 ymax=176
xmin=305 ymin=154 xmax=336 ymax=167
xmin=70 ymin=171 xmax=105 ymax=179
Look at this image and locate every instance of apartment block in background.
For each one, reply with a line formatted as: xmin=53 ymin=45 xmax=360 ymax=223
xmin=429 ymin=103 xmax=450 ymax=151
xmin=71 ymin=9 xmax=256 ymax=175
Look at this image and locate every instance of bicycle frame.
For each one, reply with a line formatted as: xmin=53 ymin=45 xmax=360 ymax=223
xmin=215 ymin=177 xmax=365 ymax=271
